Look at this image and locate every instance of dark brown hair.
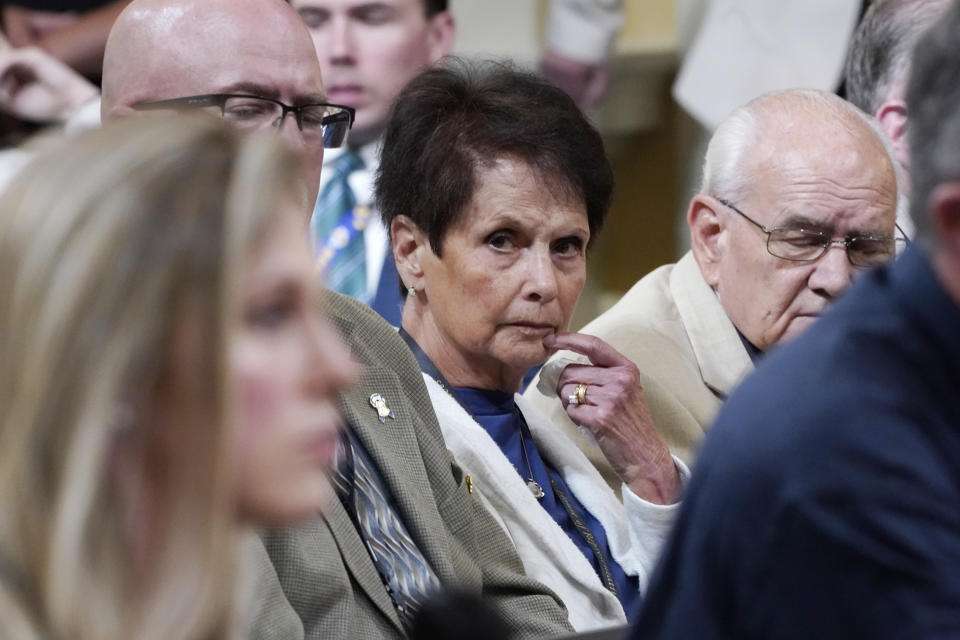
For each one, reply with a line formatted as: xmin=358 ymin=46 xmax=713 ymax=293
xmin=375 ymin=60 xmax=613 ymax=256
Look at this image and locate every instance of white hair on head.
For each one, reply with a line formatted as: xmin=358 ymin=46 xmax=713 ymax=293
xmin=698 ymin=102 xmax=758 ymax=203
xmin=699 ymin=88 xmax=906 ymax=225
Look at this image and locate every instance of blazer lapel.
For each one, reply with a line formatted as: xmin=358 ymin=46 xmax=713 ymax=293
xmin=670 ymin=252 xmax=753 ymax=398
xmin=323 ymin=493 xmax=405 ymax=631
xmin=339 ymin=366 xmax=461 ymax=586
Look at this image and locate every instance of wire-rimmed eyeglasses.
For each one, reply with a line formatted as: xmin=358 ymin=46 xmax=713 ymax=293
xmin=716 ymin=198 xmax=906 ymax=268
xmin=133 ymin=94 xmax=355 ymax=149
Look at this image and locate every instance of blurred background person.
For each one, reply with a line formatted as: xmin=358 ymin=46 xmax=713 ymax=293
xmin=843 ymin=0 xmax=951 ymax=239
xmin=0 ymin=115 xmax=356 ymax=639
xmin=539 ymin=0 xmax=623 ymax=112
xmin=0 ymin=32 xmax=98 ymax=123
xmin=380 ymin=63 xmax=686 ymax=631
xmin=1 ymin=0 xmax=130 ymax=80
xmin=0 ymin=31 xmax=96 ymax=174
xmin=0 ymin=34 xmax=99 ymax=142
xmin=0 ymin=0 xmax=127 ymax=143
xmin=294 ymin=0 xmax=455 ymax=325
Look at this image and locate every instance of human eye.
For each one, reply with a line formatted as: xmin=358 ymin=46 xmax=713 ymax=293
xmin=778 ymin=228 xmax=827 ymax=248
xmin=485 ymin=230 xmax=515 ymax=251
xmin=300 ymin=106 xmax=329 ymax=129
xmin=849 ymin=236 xmax=895 ymax=263
xmin=552 ymin=236 xmax=584 ymax=257
xmin=354 ymin=4 xmax=396 ymax=24
xmin=223 ymin=98 xmax=274 ymax=123
xmin=297 ymin=7 xmax=329 ymax=29
xmin=850 ymin=235 xmax=892 ymax=252
xmin=246 ymin=290 xmax=298 ymax=331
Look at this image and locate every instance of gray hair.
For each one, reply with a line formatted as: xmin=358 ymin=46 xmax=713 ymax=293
xmin=906 ymin=0 xmax=960 ymax=244
xmin=700 ymin=89 xmax=906 ymax=225
xmin=844 ymin=0 xmax=950 ymax=115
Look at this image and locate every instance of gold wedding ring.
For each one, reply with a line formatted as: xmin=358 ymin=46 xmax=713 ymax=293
xmin=575 ymin=383 xmax=587 ymax=406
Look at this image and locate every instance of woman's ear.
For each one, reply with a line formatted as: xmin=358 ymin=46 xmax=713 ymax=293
xmin=688 ymin=194 xmax=726 ymax=288
xmin=391 ymin=215 xmax=427 ymax=290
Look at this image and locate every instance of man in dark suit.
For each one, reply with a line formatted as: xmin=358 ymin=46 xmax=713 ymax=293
xmin=100 ymin=1 xmax=573 ymax=638
xmin=630 ymin=2 xmax=960 ymax=637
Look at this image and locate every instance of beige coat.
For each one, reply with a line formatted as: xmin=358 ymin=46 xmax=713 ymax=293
xmin=523 ymin=251 xmax=752 ymax=490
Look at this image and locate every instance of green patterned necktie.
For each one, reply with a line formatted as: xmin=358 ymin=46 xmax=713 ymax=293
xmin=311 ymin=150 xmax=368 ymax=301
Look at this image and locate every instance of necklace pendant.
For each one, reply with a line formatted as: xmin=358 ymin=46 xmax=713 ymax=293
xmin=527 ymin=479 xmax=545 ymax=499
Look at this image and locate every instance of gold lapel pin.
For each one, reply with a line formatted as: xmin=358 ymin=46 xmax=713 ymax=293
xmin=465 ymin=475 xmax=474 ymax=494
xmin=368 ymin=393 xmax=395 ymax=423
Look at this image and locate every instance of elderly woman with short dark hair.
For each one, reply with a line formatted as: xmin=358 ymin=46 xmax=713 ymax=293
xmin=376 ymin=63 xmax=686 ymax=630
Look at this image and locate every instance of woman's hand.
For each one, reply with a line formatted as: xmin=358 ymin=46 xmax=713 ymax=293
xmin=545 ymin=332 xmax=680 ymax=504
xmin=0 ymin=46 xmax=98 ymax=122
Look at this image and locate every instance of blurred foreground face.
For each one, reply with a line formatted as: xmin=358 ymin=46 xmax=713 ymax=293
xmin=294 ymin=0 xmax=453 ymax=146
xmin=231 ymin=207 xmax=358 ymax=525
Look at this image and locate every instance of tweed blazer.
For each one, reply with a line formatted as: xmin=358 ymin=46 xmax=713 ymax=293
xmin=252 ymin=292 xmax=572 ymax=640
xmin=524 ymin=252 xmax=752 ymax=489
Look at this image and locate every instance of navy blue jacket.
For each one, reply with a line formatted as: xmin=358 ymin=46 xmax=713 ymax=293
xmin=630 ymin=246 xmax=960 ymax=639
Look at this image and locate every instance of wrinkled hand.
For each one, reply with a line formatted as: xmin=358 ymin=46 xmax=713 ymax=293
xmin=539 ymin=50 xmax=610 ymax=111
xmin=545 ymin=332 xmax=679 ymax=504
xmin=0 ymin=46 xmax=98 ymax=122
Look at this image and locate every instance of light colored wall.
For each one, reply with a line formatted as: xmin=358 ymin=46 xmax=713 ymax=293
xmin=449 ymin=0 xmax=541 ymax=67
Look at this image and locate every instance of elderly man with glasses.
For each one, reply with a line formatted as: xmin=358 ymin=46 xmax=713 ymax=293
xmin=526 ymin=88 xmax=902 ymax=484
xmin=632 ymin=5 xmax=960 ymax=633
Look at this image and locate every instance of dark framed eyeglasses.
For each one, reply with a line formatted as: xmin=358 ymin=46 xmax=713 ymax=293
xmin=716 ymin=198 xmax=905 ymax=268
xmin=133 ymin=94 xmax=355 ymax=149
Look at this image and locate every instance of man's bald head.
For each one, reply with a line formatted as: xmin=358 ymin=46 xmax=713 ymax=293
xmin=101 ymin=0 xmax=327 ymax=204
xmin=689 ymin=89 xmax=900 ymax=351
xmin=701 ymin=89 xmax=903 ymax=208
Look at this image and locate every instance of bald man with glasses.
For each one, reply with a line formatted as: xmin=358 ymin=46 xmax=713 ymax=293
xmin=526 ymin=88 xmax=902 ymax=487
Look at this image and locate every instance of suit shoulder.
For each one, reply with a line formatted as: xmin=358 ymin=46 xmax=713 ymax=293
xmin=323 ymin=289 xmax=388 ymax=335
xmin=322 ymin=291 xmax=412 ymax=365
xmin=578 ymin=263 xmax=699 ymax=368
xmin=581 ymin=263 xmax=679 ymax=336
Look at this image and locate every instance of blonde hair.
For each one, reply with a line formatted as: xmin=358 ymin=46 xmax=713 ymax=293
xmin=0 ymin=115 xmax=299 ymax=639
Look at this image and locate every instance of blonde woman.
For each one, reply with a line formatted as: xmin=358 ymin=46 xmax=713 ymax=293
xmin=0 ymin=115 xmax=356 ymax=639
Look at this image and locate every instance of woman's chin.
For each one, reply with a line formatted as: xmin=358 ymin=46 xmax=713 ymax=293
xmin=496 ymin=342 xmax=551 ymax=372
